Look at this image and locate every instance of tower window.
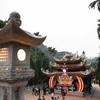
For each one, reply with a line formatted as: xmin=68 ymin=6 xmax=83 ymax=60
xmin=17 ymin=49 xmax=26 ymax=61
xmin=0 ymin=48 xmax=9 ymax=62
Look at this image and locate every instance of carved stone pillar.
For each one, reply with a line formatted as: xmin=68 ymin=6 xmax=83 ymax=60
xmin=7 ymin=87 xmax=14 ymax=100
xmin=0 ymin=87 xmax=4 ymax=100
xmin=7 ymin=81 xmax=27 ymax=100
xmin=18 ymin=86 xmax=25 ymax=100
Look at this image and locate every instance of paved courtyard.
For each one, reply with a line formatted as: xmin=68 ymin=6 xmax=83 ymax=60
xmin=24 ymin=84 xmax=100 ymax=100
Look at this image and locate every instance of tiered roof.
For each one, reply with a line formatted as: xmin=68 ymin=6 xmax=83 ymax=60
xmin=41 ymin=52 xmax=93 ymax=79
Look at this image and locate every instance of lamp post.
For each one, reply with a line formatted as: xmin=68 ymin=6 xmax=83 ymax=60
xmin=0 ymin=12 xmax=46 ymax=100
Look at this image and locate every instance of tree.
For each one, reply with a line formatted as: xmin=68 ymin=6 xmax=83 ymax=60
xmin=97 ymin=19 xmax=100 ymax=39
xmin=89 ymin=1 xmax=100 ymax=85
xmin=29 ymin=46 xmax=50 ymax=85
xmin=48 ymin=47 xmax=57 ymax=56
xmin=0 ymin=20 xmax=6 ymax=28
xmin=89 ymin=0 xmax=100 ymax=11
xmin=95 ymin=57 xmax=100 ymax=85
xmin=89 ymin=0 xmax=100 ymax=39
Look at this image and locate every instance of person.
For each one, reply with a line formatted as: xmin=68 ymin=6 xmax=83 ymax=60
xmin=57 ymin=96 xmax=60 ymax=100
xmin=43 ymin=85 xmax=46 ymax=95
xmin=93 ymin=78 xmax=96 ymax=84
xmin=38 ymin=87 xmax=40 ymax=95
xmin=32 ymin=87 xmax=34 ymax=95
xmin=50 ymin=88 xmax=54 ymax=93
xmin=54 ymin=97 xmax=57 ymax=100
xmin=41 ymin=95 xmax=45 ymax=100
xmin=61 ymin=88 xmax=67 ymax=100
xmin=51 ymin=92 xmax=54 ymax=100
xmin=35 ymin=87 xmax=38 ymax=96
xmin=46 ymin=88 xmax=49 ymax=95
xmin=38 ymin=95 xmax=41 ymax=100
xmin=51 ymin=97 xmax=54 ymax=100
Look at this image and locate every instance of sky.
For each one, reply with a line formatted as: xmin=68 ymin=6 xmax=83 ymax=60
xmin=0 ymin=0 xmax=100 ymax=58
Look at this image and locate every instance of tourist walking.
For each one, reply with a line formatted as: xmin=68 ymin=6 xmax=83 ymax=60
xmin=43 ymin=85 xmax=46 ymax=95
xmin=61 ymin=88 xmax=67 ymax=100
xmin=38 ymin=87 xmax=40 ymax=95
xmin=32 ymin=87 xmax=34 ymax=95
xmin=38 ymin=95 xmax=41 ymax=100
xmin=51 ymin=97 xmax=54 ymax=100
xmin=51 ymin=92 xmax=55 ymax=100
xmin=35 ymin=87 xmax=38 ymax=96
xmin=54 ymin=97 xmax=57 ymax=100
xmin=57 ymin=96 xmax=60 ymax=100
xmin=41 ymin=95 xmax=45 ymax=100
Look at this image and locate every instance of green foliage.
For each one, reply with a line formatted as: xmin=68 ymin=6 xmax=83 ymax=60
xmin=89 ymin=1 xmax=100 ymax=84
xmin=89 ymin=0 xmax=100 ymax=39
xmin=89 ymin=0 xmax=100 ymax=11
xmin=47 ymin=47 xmax=57 ymax=56
xmin=91 ymin=62 xmax=97 ymax=71
xmin=37 ymin=44 xmax=57 ymax=62
xmin=28 ymin=44 xmax=72 ymax=85
xmin=95 ymin=57 xmax=100 ymax=85
xmin=97 ymin=21 xmax=100 ymax=39
xmin=29 ymin=46 xmax=50 ymax=85
xmin=0 ymin=20 xmax=6 ymax=28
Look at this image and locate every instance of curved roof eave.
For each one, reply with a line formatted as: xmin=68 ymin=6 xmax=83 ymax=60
xmin=21 ymin=30 xmax=47 ymax=46
xmin=0 ymin=19 xmax=46 ymax=46
xmin=23 ymin=30 xmax=46 ymax=39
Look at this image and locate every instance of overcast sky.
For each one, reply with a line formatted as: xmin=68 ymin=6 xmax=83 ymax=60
xmin=0 ymin=0 xmax=100 ymax=58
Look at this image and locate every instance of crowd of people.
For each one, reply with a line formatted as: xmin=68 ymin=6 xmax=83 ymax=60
xmin=32 ymin=87 xmax=40 ymax=96
xmin=32 ymin=85 xmax=67 ymax=100
xmin=38 ymin=95 xmax=45 ymax=100
xmin=51 ymin=92 xmax=60 ymax=100
xmin=37 ymin=93 xmax=60 ymax=100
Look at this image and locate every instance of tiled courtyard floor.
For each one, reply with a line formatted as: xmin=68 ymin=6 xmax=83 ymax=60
xmin=24 ymin=84 xmax=100 ymax=100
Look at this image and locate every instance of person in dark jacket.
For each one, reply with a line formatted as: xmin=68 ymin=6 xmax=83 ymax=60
xmin=32 ymin=87 xmax=34 ymax=95
xmin=61 ymin=88 xmax=67 ymax=100
xmin=38 ymin=95 xmax=41 ymax=100
xmin=38 ymin=87 xmax=40 ymax=95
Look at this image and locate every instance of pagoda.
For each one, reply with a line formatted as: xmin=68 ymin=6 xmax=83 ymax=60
xmin=41 ymin=51 xmax=94 ymax=96
xmin=0 ymin=12 xmax=46 ymax=100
